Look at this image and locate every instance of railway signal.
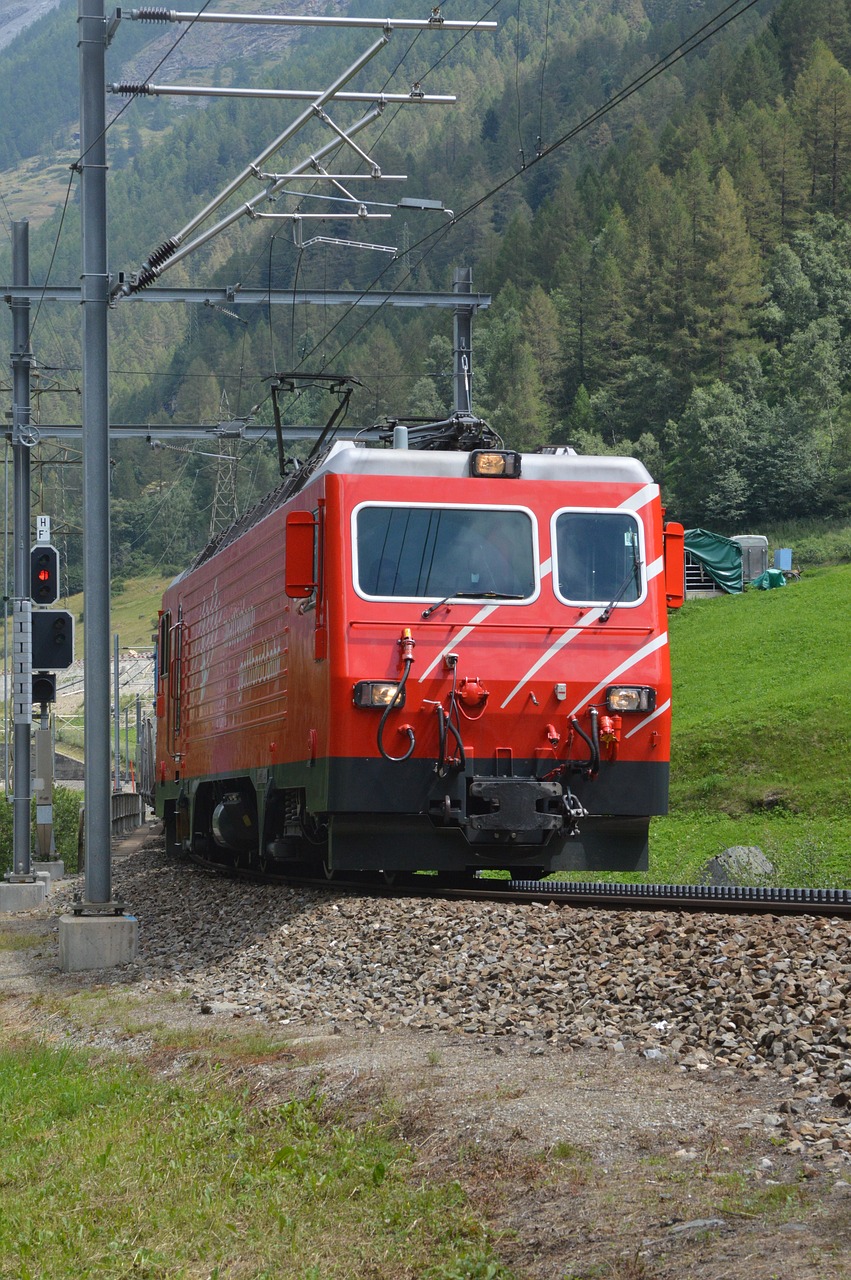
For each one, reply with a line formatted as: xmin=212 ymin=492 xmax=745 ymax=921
xmin=30 ymin=544 xmax=60 ymax=605
xmin=32 ymin=672 xmax=57 ymax=704
xmin=31 ymin=610 xmax=74 ymax=670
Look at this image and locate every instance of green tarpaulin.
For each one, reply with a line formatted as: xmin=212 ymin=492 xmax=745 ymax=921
xmin=684 ymin=528 xmax=743 ymax=594
xmin=751 ymin=568 xmax=787 ymax=590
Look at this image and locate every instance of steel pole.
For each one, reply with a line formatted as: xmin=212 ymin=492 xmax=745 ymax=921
xmin=78 ymin=0 xmax=113 ymax=903
xmin=10 ymin=221 xmax=32 ymax=879
xmin=113 ymin=633 xmax=120 ymax=793
xmin=3 ymin=441 xmax=9 ymax=794
xmin=453 ymin=266 xmax=473 ymax=415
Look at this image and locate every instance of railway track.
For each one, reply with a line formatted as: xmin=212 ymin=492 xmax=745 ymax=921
xmin=187 ymin=853 xmax=851 ymax=917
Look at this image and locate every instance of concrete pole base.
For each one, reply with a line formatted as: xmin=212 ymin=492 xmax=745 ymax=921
xmin=33 ymin=859 xmax=65 ymax=882
xmin=58 ymin=913 xmax=139 ymax=972
xmin=0 ymin=880 xmax=47 ymax=913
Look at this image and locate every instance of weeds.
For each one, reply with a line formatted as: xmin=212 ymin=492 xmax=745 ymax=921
xmin=0 ymin=1037 xmax=511 ymax=1279
xmin=0 ymin=931 xmax=42 ymax=952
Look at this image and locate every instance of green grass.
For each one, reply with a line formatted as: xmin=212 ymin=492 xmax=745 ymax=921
xmin=667 ymin=565 xmax=851 ymax=817
xmin=0 ymin=932 xmax=42 ymax=952
xmin=64 ymin=572 xmax=173 ymax=653
xmin=651 ymin=563 xmax=851 ymax=884
xmin=649 ymin=813 xmax=850 ymax=885
xmin=0 ymin=1039 xmax=512 ymax=1280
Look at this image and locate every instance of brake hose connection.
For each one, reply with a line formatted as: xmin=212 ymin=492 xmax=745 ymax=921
xmin=569 ymin=708 xmax=600 ymax=778
xmin=377 ymin=628 xmax=416 ymax=762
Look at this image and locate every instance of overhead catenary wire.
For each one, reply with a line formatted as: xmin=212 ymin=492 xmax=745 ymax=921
xmin=536 ymin=0 xmax=552 ymax=154
xmin=290 ymin=0 xmax=768 ymax=379
xmin=18 ymin=0 xmax=218 ymax=353
xmin=78 ymin=0 xmax=219 ymax=166
xmin=514 ymin=0 xmax=526 ymax=169
xmin=8 ymin=0 xmax=489 ymax=411
xmin=9 ymin=0 xmax=766 ymax=456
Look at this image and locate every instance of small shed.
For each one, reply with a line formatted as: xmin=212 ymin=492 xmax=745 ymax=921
xmin=683 ymin=529 xmax=744 ymax=597
xmin=730 ymin=534 xmax=768 ymax=583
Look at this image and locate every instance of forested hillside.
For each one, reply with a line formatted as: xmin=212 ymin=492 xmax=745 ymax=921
xmin=1 ymin=0 xmax=850 ymax=588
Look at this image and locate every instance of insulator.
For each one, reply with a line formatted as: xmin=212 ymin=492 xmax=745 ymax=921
xmin=113 ymin=82 xmax=152 ymax=95
xmin=133 ymin=8 xmax=173 ymax=21
xmin=146 ymin=238 xmax=179 ymax=269
xmin=127 ymin=265 xmax=159 ymax=295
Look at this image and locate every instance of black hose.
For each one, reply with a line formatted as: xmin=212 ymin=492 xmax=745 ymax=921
xmin=436 ymin=704 xmax=447 ymax=771
xmin=444 ymin=708 xmax=467 ymax=771
xmin=377 ymin=658 xmax=416 ymax=762
xmin=435 ymin=702 xmax=467 ymax=774
xmin=589 ymin=706 xmax=601 ymax=777
xmin=569 ymin=715 xmax=599 ymax=778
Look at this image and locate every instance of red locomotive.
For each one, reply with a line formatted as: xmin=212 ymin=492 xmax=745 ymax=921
xmin=153 ymin=414 xmax=684 ymax=878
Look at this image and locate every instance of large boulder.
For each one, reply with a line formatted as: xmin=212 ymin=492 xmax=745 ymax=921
xmin=704 ymin=845 xmax=775 ymax=886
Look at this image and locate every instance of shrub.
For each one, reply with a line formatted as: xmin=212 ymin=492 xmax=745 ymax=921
xmin=0 ymin=785 xmax=83 ymax=877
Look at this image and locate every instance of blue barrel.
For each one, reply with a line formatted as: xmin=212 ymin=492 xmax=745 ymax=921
xmin=774 ymin=548 xmax=793 ymax=571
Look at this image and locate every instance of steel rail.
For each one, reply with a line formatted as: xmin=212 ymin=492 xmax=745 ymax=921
xmin=181 ymin=851 xmax=851 ymax=918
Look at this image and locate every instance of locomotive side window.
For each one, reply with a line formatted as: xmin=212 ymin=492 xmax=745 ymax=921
xmin=354 ymin=505 xmax=536 ymax=601
xmin=553 ymin=510 xmax=644 ymax=607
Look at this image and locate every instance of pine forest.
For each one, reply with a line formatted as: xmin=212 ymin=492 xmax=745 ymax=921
xmin=1 ymin=0 xmax=851 ymax=590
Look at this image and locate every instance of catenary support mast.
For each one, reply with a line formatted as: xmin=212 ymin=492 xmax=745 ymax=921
xmin=57 ymin=0 xmax=138 ymax=968
xmin=10 ymin=224 xmax=34 ymax=881
xmin=78 ymin=0 xmax=113 ymax=906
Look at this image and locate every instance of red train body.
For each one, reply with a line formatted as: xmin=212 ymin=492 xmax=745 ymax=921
xmin=154 ymin=437 xmax=684 ymax=876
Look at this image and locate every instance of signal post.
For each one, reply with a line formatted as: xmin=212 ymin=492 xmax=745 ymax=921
xmin=29 ymin=532 xmax=68 ymax=883
xmin=0 ymin=221 xmax=46 ymax=913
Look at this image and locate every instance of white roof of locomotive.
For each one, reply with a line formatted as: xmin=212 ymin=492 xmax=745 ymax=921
xmin=313 ymin=440 xmax=654 ymax=486
xmin=169 ymin=441 xmax=656 ymax=586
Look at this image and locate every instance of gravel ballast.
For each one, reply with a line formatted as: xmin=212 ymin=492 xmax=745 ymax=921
xmin=49 ymin=836 xmax=851 ymax=1167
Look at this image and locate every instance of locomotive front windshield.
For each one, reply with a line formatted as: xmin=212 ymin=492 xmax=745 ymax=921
xmin=553 ymin=510 xmax=643 ymax=606
xmin=355 ymin=505 xmax=536 ymax=600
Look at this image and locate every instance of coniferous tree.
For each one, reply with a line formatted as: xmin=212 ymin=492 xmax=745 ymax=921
xmin=477 ymin=285 xmax=551 ymax=451
xmin=793 ymin=40 xmax=851 ymax=214
xmin=739 ymin=101 xmax=809 ymax=241
xmin=695 ymin=168 xmax=764 ymax=376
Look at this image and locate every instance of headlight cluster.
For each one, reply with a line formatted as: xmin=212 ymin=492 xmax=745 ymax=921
xmin=470 ymin=449 xmax=522 ymax=477
xmin=353 ymin=680 xmax=404 ymax=708
xmin=605 ymin=685 xmax=656 ymax=713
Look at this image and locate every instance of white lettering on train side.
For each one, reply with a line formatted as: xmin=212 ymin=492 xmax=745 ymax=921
xmin=223 ymin=609 xmax=256 ymax=646
xmin=238 ymin=638 xmax=283 ymax=691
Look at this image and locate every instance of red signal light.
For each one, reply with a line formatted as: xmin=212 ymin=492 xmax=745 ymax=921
xmin=30 ymin=545 xmax=60 ymax=605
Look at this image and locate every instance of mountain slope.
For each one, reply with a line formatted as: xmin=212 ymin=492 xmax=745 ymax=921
xmin=0 ymin=0 xmax=64 ymax=53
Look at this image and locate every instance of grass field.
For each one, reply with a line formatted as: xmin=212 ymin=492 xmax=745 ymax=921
xmin=648 ymin=563 xmax=851 ymax=885
xmin=62 ymin=572 xmax=173 ymax=653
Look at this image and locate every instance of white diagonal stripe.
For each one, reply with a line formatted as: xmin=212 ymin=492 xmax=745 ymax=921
xmin=499 ymin=609 xmax=605 ymax=707
xmin=420 ymin=490 xmax=656 ymax=688
xmin=565 ymin=631 xmax=669 ymax=718
xmin=624 ymin=697 xmax=671 ymax=739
